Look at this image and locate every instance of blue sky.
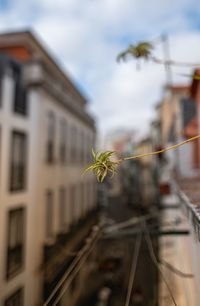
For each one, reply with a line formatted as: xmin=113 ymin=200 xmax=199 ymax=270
xmin=1 ymin=0 xmax=200 ymax=139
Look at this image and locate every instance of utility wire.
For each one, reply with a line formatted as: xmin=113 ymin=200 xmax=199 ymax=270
xmin=106 ymin=216 xmax=182 ymax=235
xmin=105 ymin=211 xmax=159 ymax=233
xmin=104 ymin=218 xmax=184 ymax=240
xmin=144 ymin=222 xmax=178 ymax=306
xmin=43 ymin=226 xmax=102 ymax=306
xmin=151 ymin=56 xmax=200 ymax=67
xmin=52 ymin=231 xmax=102 ymax=306
xmin=125 ymin=233 xmax=142 ymax=306
xmin=158 ymin=259 xmax=194 ymax=279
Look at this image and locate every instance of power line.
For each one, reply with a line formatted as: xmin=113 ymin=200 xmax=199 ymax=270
xmin=105 ymin=211 xmax=160 ymax=233
xmin=105 ymin=216 xmax=182 ymax=236
xmin=159 ymin=259 xmax=194 ymax=279
xmin=43 ymin=226 xmax=102 ymax=306
xmin=144 ymin=222 xmax=178 ymax=306
xmin=125 ymin=233 xmax=142 ymax=306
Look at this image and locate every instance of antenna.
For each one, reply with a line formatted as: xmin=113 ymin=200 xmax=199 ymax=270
xmin=161 ymin=34 xmax=173 ymax=86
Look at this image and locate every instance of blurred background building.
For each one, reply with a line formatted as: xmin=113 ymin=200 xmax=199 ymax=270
xmin=0 ymin=31 xmax=98 ymax=306
xmin=0 ymin=7 xmax=200 ymax=306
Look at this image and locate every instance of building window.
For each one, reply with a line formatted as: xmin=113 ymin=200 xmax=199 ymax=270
xmin=10 ymin=131 xmax=27 ymax=192
xmin=80 ymin=131 xmax=84 ymax=164
xmin=59 ymin=187 xmax=66 ymax=230
xmin=6 ymin=208 xmax=25 ymax=280
xmin=87 ymin=135 xmax=91 ymax=163
xmin=46 ymin=190 xmax=54 ymax=239
xmin=46 ymin=112 xmax=55 ymax=163
xmin=78 ymin=130 xmax=84 ymax=164
xmin=12 ymin=64 xmax=27 ymax=116
xmin=4 ymin=288 xmax=24 ymax=306
xmin=70 ymin=126 xmax=77 ymax=163
xmin=60 ymin=119 xmax=67 ymax=163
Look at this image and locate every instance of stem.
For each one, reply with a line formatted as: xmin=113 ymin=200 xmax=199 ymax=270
xmin=118 ymin=134 xmax=200 ymax=163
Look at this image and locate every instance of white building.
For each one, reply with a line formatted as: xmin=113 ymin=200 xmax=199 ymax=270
xmin=0 ymin=31 xmax=97 ymax=306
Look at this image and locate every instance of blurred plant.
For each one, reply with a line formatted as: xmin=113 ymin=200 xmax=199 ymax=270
xmin=84 ymin=149 xmax=119 ymax=182
xmin=85 ymin=135 xmax=200 ymax=182
xmin=117 ymin=40 xmax=200 ymax=69
xmin=117 ymin=41 xmax=153 ymax=63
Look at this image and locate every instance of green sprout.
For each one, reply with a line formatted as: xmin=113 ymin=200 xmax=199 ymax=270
xmin=117 ymin=40 xmax=200 ymax=68
xmin=84 ymin=134 xmax=200 ymax=183
xmin=84 ymin=149 xmax=120 ymax=182
xmin=117 ymin=41 xmax=153 ymax=62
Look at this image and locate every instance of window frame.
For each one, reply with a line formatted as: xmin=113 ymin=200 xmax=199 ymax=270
xmin=59 ymin=118 xmax=67 ymax=164
xmin=9 ymin=130 xmax=27 ymax=192
xmin=46 ymin=111 xmax=56 ymax=164
xmin=59 ymin=187 xmax=67 ymax=231
xmin=6 ymin=207 xmax=26 ymax=280
xmin=70 ymin=125 xmax=77 ymax=164
xmin=45 ymin=190 xmax=54 ymax=239
xmin=4 ymin=287 xmax=24 ymax=306
xmin=12 ymin=63 xmax=28 ymax=116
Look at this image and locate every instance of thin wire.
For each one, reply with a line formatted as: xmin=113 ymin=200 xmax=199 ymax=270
xmin=105 ymin=211 xmax=159 ymax=233
xmin=159 ymin=259 xmax=194 ymax=278
xmin=105 ymin=214 xmax=182 ymax=235
xmin=43 ymin=227 xmax=102 ymax=306
xmin=151 ymin=56 xmax=200 ymax=67
xmin=52 ymin=232 xmax=101 ymax=306
xmin=125 ymin=233 xmax=142 ymax=306
xmin=118 ymin=134 xmax=200 ymax=163
xmin=144 ymin=223 xmax=178 ymax=306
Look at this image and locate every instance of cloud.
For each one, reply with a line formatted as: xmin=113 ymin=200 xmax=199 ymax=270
xmin=0 ymin=0 xmax=200 ymax=139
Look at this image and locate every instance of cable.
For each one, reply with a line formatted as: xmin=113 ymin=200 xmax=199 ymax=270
xmin=105 ymin=211 xmax=160 ymax=233
xmin=151 ymin=56 xmax=200 ymax=67
xmin=104 ymin=218 xmax=184 ymax=240
xmin=43 ymin=226 xmax=102 ymax=306
xmin=108 ymin=217 xmax=182 ymax=234
xmin=158 ymin=259 xmax=194 ymax=278
xmin=125 ymin=233 xmax=142 ymax=306
xmin=144 ymin=222 xmax=178 ymax=306
xmin=52 ymin=231 xmax=102 ymax=305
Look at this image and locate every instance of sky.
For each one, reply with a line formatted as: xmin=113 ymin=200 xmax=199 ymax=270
xmin=0 ymin=0 xmax=200 ymax=140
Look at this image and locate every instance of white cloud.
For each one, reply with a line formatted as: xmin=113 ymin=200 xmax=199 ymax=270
xmin=0 ymin=0 xmax=200 ymax=139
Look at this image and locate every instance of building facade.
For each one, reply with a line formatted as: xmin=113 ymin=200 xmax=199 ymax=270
xmin=156 ymin=80 xmax=200 ymax=306
xmin=0 ymin=31 xmax=97 ymax=306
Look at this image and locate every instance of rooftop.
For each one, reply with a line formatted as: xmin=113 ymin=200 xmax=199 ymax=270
xmin=0 ymin=29 xmax=88 ymax=104
xmin=165 ymin=84 xmax=190 ymax=95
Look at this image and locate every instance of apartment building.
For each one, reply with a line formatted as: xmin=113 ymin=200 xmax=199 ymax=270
xmin=156 ymin=84 xmax=199 ymax=177
xmin=0 ymin=31 xmax=97 ymax=306
xmin=156 ymin=78 xmax=200 ymax=306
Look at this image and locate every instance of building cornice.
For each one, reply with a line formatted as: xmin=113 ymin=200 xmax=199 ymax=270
xmin=24 ymin=60 xmax=96 ymax=130
xmin=0 ymin=30 xmax=88 ymax=106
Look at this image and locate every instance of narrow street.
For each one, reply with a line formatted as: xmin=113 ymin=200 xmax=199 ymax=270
xmin=75 ymin=193 xmax=159 ymax=306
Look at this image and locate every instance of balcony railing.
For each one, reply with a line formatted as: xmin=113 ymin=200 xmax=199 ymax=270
xmin=178 ymin=186 xmax=200 ymax=241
